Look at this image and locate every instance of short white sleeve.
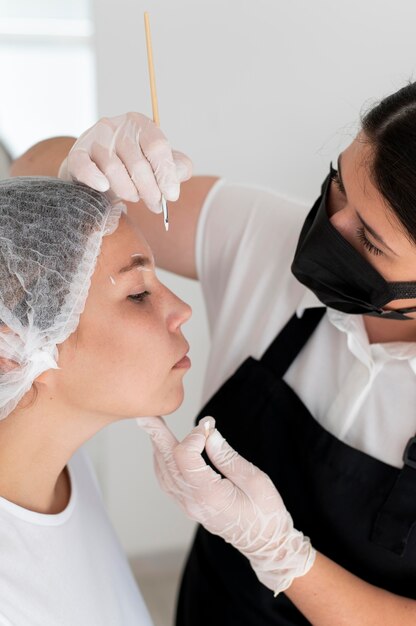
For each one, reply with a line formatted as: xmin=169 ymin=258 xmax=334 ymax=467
xmin=195 ymin=179 xmax=311 ymax=402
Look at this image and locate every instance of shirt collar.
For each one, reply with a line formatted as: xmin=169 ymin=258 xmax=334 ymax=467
xmin=296 ymin=287 xmax=416 ymax=370
xmin=296 ymin=288 xmax=324 ymax=318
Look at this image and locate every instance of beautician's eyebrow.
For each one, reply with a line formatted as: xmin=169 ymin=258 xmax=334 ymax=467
xmin=337 ymin=154 xmax=398 ymax=256
xmin=118 ymin=255 xmax=153 ymax=274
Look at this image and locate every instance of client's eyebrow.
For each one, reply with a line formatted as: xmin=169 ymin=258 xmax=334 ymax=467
xmin=118 ymin=255 xmax=153 ymax=274
xmin=338 ymin=153 xmax=398 ymax=257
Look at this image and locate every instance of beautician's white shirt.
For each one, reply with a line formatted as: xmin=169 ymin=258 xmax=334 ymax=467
xmin=0 ymin=447 xmax=153 ymax=626
xmin=196 ymin=179 xmax=416 ymax=469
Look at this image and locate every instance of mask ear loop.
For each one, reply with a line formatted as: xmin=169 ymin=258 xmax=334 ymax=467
xmin=379 ymin=305 xmax=416 ymax=317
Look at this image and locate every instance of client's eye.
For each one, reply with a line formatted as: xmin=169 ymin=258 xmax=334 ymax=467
xmin=128 ymin=291 xmax=151 ymax=303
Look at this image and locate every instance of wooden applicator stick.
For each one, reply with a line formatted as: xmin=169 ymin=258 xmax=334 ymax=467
xmin=144 ymin=11 xmax=168 ymax=231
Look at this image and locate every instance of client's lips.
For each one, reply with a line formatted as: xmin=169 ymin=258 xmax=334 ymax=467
xmin=173 ymin=347 xmax=191 ymax=369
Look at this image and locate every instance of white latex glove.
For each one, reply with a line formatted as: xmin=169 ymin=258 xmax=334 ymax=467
xmin=58 ymin=112 xmax=192 ymax=213
xmin=137 ymin=415 xmax=316 ymax=596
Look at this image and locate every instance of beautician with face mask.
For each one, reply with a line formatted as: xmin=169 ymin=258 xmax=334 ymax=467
xmin=12 ymin=84 xmax=416 ymax=625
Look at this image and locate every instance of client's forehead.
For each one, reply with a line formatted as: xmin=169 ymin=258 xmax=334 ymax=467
xmin=95 ymin=214 xmax=154 ymax=279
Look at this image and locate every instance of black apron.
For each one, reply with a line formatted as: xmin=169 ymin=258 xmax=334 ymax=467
xmin=175 ymin=308 xmax=416 ymax=626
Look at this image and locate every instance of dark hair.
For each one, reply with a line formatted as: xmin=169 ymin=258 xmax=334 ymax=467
xmin=361 ymin=82 xmax=416 ymax=245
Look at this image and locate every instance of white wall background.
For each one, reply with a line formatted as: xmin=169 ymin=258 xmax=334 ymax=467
xmin=0 ymin=0 xmax=96 ymax=156
xmin=4 ymin=0 xmax=416 ymax=558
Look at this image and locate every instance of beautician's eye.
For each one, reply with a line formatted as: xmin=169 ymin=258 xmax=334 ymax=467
xmin=356 ymin=227 xmax=384 ymax=257
xmin=330 ymin=169 xmax=346 ymax=196
xmin=128 ymin=291 xmax=151 ymax=303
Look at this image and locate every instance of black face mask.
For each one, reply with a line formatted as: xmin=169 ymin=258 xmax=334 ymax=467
xmin=291 ymin=166 xmax=416 ymax=321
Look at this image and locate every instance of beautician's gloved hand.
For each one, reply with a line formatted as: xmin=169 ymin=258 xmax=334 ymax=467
xmin=58 ymin=112 xmax=192 ymax=213
xmin=137 ymin=415 xmax=316 ymax=596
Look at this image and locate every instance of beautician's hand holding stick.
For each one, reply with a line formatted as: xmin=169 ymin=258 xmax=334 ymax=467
xmin=59 ymin=16 xmax=190 ymax=218
xmin=58 ymin=112 xmax=192 ymax=214
xmin=137 ymin=415 xmax=316 ymax=596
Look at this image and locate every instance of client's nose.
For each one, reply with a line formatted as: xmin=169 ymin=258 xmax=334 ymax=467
xmin=166 ymin=290 xmax=192 ymax=331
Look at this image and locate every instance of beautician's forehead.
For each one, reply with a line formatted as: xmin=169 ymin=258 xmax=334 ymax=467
xmin=341 ymin=137 xmax=392 ymax=207
xmin=342 ymin=137 xmax=374 ymax=188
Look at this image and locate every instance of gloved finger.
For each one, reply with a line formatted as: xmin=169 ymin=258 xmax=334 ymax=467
xmin=173 ymin=417 xmax=222 ymax=488
xmin=139 ymin=127 xmax=180 ymax=202
xmin=131 ymin=159 xmax=163 ymax=214
xmin=65 ymin=151 xmax=110 ymax=192
xmin=90 ymin=144 xmax=140 ymax=203
xmin=152 ymin=440 xmax=210 ymax=517
xmin=172 ymin=150 xmax=193 ymax=183
xmin=205 ymin=428 xmax=278 ymax=502
xmin=136 ymin=415 xmax=179 ymax=458
xmin=152 ymin=446 xmax=185 ymax=504
xmin=148 ymin=424 xmax=181 ymax=478
xmin=112 ymin=133 xmax=163 ymax=213
xmin=141 ymin=420 xmax=193 ymax=504
xmin=135 ymin=415 xmax=165 ymax=430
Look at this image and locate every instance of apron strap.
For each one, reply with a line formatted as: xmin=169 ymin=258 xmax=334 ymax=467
xmin=370 ymin=436 xmax=416 ymax=555
xmin=261 ymin=307 xmax=326 ymax=378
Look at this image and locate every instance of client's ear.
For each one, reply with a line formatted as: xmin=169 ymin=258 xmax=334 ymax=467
xmin=0 ymin=356 xmax=18 ymax=373
xmin=0 ymin=324 xmax=19 ymax=373
xmin=34 ymin=370 xmax=51 ymax=384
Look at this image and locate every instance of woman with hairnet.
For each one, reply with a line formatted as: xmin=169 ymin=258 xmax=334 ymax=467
xmin=0 ymin=176 xmax=192 ymax=624
xmin=13 ymin=82 xmax=416 ymax=625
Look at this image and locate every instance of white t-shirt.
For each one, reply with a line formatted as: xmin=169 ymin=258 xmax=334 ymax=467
xmin=0 ymin=447 xmax=153 ymax=626
xmin=196 ymin=179 xmax=416 ymax=469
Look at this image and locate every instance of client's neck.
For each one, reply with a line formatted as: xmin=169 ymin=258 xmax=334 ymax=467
xmin=0 ymin=386 xmax=110 ymax=514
